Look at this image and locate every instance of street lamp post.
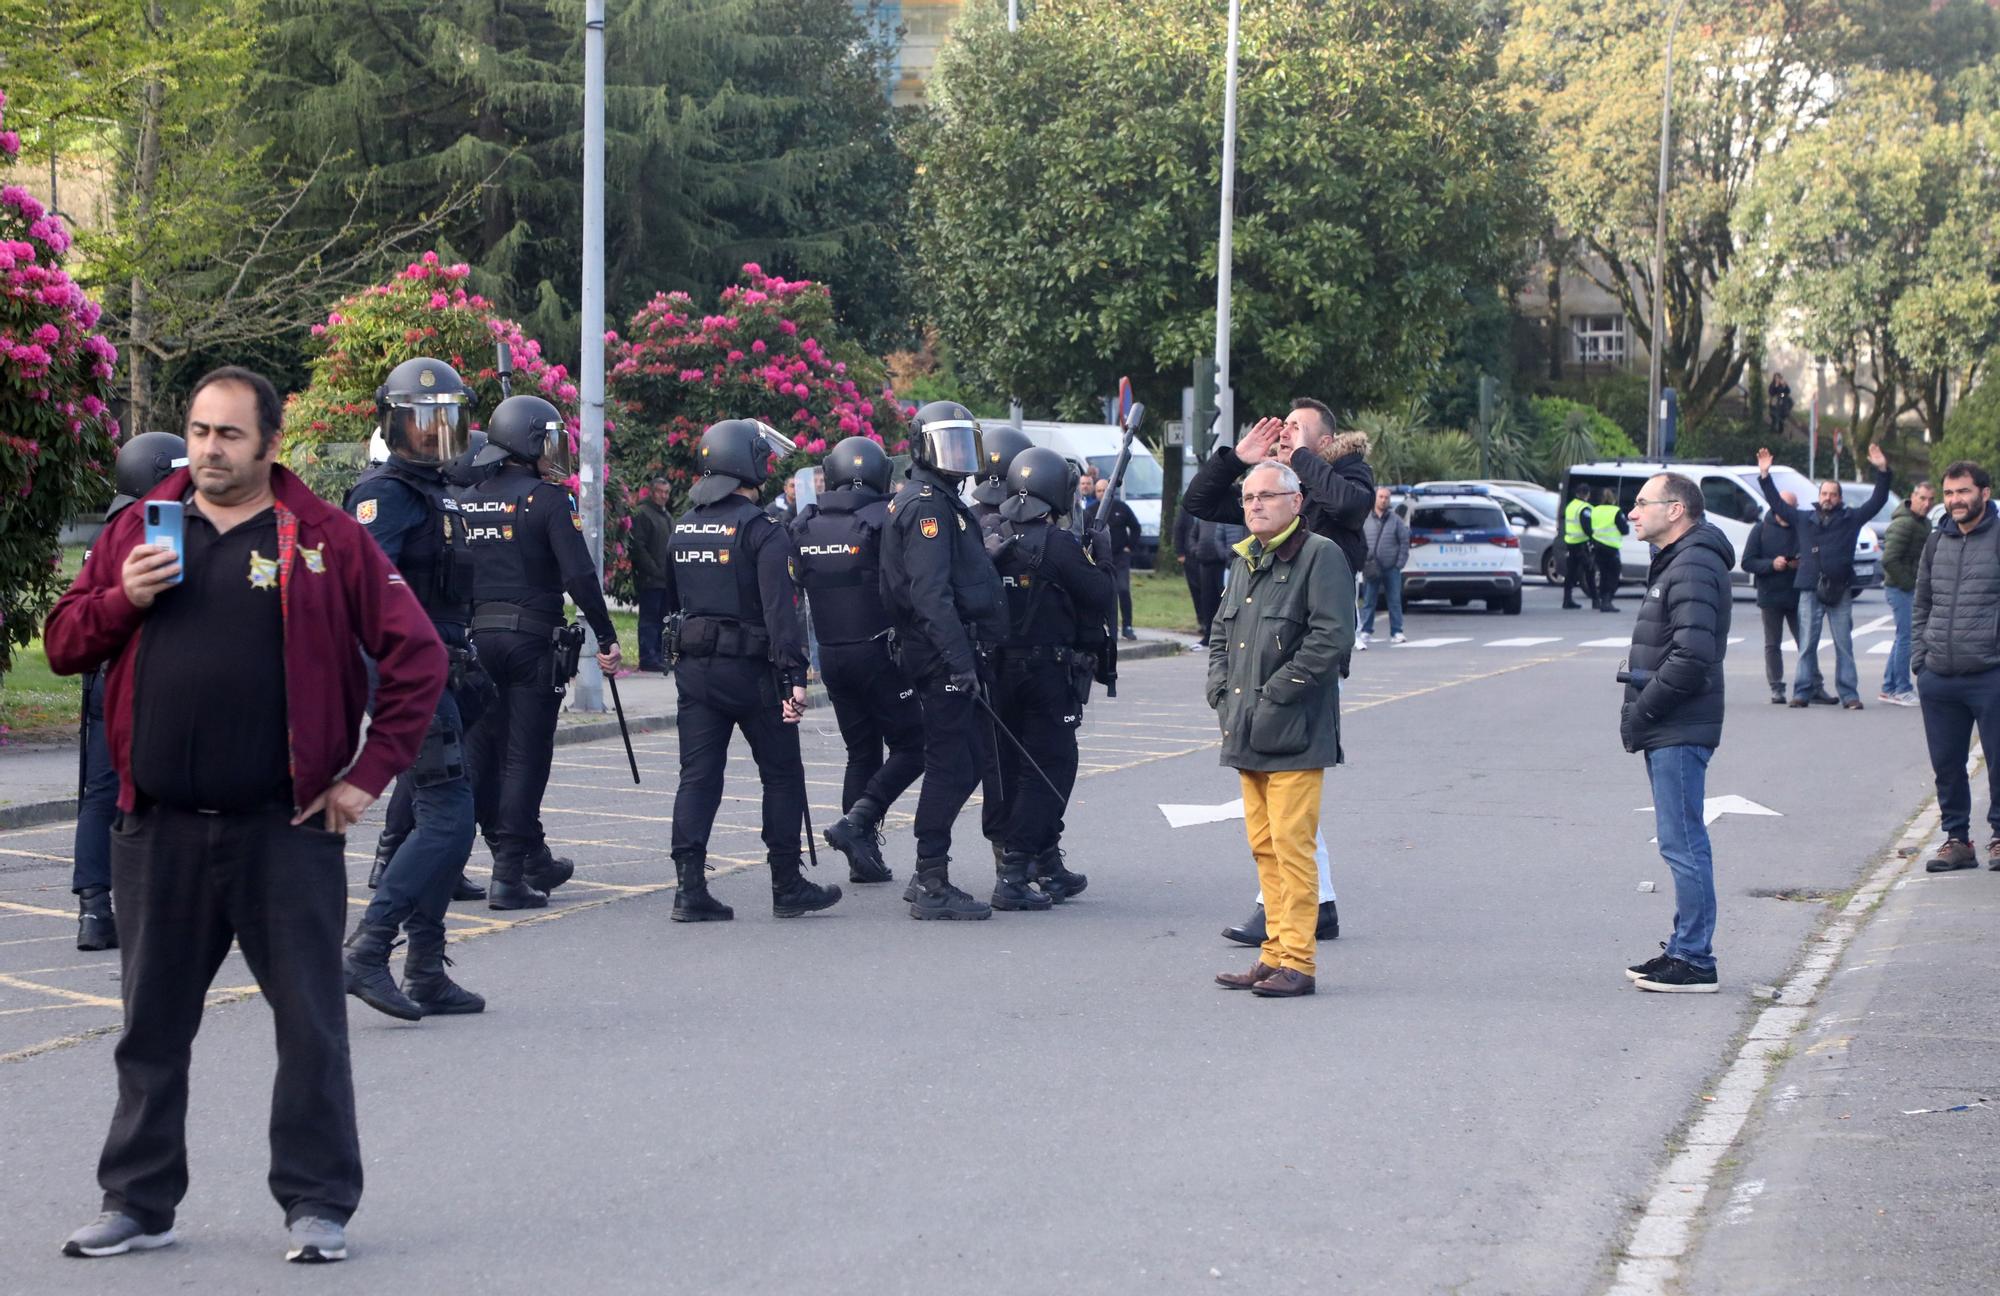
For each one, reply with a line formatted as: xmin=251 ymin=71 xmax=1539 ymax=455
xmin=1213 ymin=0 xmax=1242 ymax=446
xmin=1008 ymin=0 xmax=1022 ymax=428
xmin=573 ymin=0 xmax=608 ymax=712
xmin=1646 ymin=0 xmax=1689 ymax=458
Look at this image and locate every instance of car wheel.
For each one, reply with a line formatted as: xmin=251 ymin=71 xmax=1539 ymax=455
xmin=1541 ymin=548 xmax=1564 ymax=585
xmin=1502 ymin=591 xmax=1523 ymax=615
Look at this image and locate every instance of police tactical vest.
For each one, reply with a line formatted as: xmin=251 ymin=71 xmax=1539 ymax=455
xmin=1590 ymin=503 xmax=1622 ymax=550
xmin=672 ymin=494 xmax=765 ymax=624
xmin=351 ymin=462 xmax=474 ymax=623
xmin=793 ymin=497 xmax=889 ymax=644
xmin=1564 ymin=497 xmax=1589 ymax=545
xmin=997 ymin=519 xmax=1076 ymax=647
xmin=455 ymin=467 xmax=557 ymax=608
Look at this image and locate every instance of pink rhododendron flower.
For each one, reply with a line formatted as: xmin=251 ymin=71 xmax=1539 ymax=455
xmin=778 ymin=319 xmax=797 ymax=335
xmin=0 ymin=132 xmax=19 ymax=159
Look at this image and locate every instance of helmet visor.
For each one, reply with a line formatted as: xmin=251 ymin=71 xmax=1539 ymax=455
xmin=388 ymin=401 xmax=467 ymax=465
xmin=922 ymin=420 xmax=983 ymax=478
xmin=539 ymin=420 xmax=577 ymax=483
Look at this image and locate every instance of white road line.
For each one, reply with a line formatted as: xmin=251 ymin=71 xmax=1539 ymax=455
xmin=1867 ymin=640 xmax=1892 ymax=655
xmin=1580 ymin=637 xmax=1630 ymax=648
xmin=1727 ymin=637 xmax=1744 ymax=645
xmin=1603 ymin=802 xmax=1940 ymax=1296
xmin=1484 ymin=637 xmax=1562 ymax=648
xmin=1854 ymin=614 xmax=1892 ymax=635
xmin=1394 ymin=637 xmax=1471 ymax=648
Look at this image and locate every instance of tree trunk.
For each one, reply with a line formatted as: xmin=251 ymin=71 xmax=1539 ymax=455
xmin=128 ymin=2 xmax=166 ymax=427
xmin=1544 ymin=227 xmax=1563 ymax=382
xmin=1745 ymin=342 xmax=1764 ymax=433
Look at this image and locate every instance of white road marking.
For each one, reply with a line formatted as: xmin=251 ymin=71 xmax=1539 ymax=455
xmin=1394 ymin=637 xmax=1472 ymax=648
xmin=1867 ymin=640 xmax=1892 ymax=655
xmin=1634 ymin=794 xmax=1784 ymax=829
xmin=1484 ymin=637 xmax=1562 ymax=647
xmin=1158 ymin=799 xmax=1244 ymax=829
xmin=1581 ymin=637 xmax=1630 ymax=648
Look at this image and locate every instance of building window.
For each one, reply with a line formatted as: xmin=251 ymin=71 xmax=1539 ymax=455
xmin=1570 ymin=314 xmax=1627 ymax=367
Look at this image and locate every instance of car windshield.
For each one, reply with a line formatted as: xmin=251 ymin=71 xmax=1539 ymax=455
xmin=1840 ymin=482 xmax=1900 ymax=524
xmin=1088 ymin=454 xmax=1162 ymax=499
xmin=1412 ymin=504 xmax=1506 ymax=531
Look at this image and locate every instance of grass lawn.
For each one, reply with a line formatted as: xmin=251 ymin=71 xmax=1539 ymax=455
xmin=1130 ymin=566 xmax=1201 ymax=635
xmin=1 ymin=641 xmax=80 ymax=744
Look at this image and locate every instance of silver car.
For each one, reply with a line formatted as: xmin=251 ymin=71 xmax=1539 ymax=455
xmin=1416 ymin=480 xmax=1564 ymax=585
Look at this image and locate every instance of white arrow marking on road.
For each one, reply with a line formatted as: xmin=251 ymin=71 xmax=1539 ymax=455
xmin=1395 ymin=637 xmax=1472 ymax=648
xmin=1485 ymin=637 xmax=1562 ymax=647
xmin=1636 ymin=794 xmax=1784 ymax=829
xmin=1867 ymin=640 xmax=1892 ymax=655
xmin=1581 ymin=637 xmax=1630 ymax=648
xmin=1855 ymin=615 xmax=1892 ymax=635
xmin=1159 ymin=799 xmax=1244 ymax=828
xmin=1728 ymin=637 xmax=1744 ymax=645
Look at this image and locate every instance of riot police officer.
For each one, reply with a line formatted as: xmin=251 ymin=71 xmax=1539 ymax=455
xmin=985 ymin=447 xmax=1114 ymax=907
xmin=341 ymin=357 xmax=486 ymax=1018
xmin=70 ymin=432 xmax=188 ymax=951
xmin=799 ymin=437 xmax=922 ymax=884
xmin=457 ymin=394 xmax=620 ymax=910
xmin=666 ymin=419 xmax=841 ymax=921
xmin=879 ymin=401 xmax=1007 ymax=919
xmin=968 ymin=423 xmax=1032 ymax=532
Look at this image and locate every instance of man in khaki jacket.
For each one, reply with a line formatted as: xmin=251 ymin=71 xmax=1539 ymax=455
xmin=1207 ymin=461 xmax=1355 ymax=997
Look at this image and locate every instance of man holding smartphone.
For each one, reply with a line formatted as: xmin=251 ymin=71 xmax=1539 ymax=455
xmin=43 ymin=366 xmax=447 ymax=1265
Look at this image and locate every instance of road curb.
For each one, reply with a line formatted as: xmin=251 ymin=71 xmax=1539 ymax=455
xmin=0 ymin=641 xmax=1192 ymax=830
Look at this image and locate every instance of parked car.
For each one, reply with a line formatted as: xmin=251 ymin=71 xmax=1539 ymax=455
xmin=1010 ymin=420 xmax=1167 ymax=567
xmin=1395 ymin=487 xmax=1524 ymax=614
xmin=1416 ymin=479 xmax=1564 ymax=585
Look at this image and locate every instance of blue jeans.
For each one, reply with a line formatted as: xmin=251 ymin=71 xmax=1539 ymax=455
xmin=72 ymin=672 xmax=119 ymax=893
xmin=1918 ymin=666 xmax=2000 ymax=842
xmin=1360 ymin=567 xmax=1403 ymax=636
xmin=360 ymin=690 xmax=475 ymax=942
xmin=1795 ymin=589 xmax=1857 ymax=703
xmin=1646 ymin=744 xmax=1717 ymax=974
xmin=1882 ymin=585 xmax=1914 ymax=696
xmin=636 ymin=586 xmax=669 ymax=669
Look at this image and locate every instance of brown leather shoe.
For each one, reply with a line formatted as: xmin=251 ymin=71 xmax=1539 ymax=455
xmin=1216 ymin=961 xmax=1277 ymax=990
xmin=1987 ymin=839 xmax=2000 ymax=871
xmin=1928 ymin=839 xmax=1976 ymax=872
xmin=1250 ymin=968 xmax=1316 ymax=997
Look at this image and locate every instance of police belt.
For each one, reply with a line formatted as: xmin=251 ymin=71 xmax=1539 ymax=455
xmin=471 ymin=603 xmax=563 ymax=639
xmin=676 ymin=616 xmax=771 ymax=659
xmin=993 ymin=643 xmax=1075 ymax=665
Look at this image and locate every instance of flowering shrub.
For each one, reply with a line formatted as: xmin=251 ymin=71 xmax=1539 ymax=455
xmin=284 ymin=252 xmax=580 ymax=503
xmin=0 ymin=87 xmax=121 ymax=679
xmin=605 ymin=264 xmax=908 ymax=597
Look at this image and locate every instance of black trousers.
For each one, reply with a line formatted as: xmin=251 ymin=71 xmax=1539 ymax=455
xmin=1564 ymin=542 xmax=1597 ymax=601
xmin=669 ymin=655 xmax=806 ymax=865
xmin=1920 ymin=666 xmax=2000 ymax=842
xmin=1759 ymin=599 xmax=1802 ymax=693
xmin=465 ymin=629 xmax=562 ymax=875
xmin=1187 ymin=560 xmax=1225 ymax=644
xmin=1595 ymin=547 xmax=1621 ymax=606
xmin=991 ymin=655 xmax=1081 ymax=857
xmin=1113 ymin=555 xmax=1134 ymax=632
xmin=821 ymin=638 xmax=925 ymax=813
xmin=72 ymin=672 xmax=119 ymax=893
xmin=96 ymin=805 xmax=359 ymax=1232
xmin=912 ymin=676 xmax=993 ymax=863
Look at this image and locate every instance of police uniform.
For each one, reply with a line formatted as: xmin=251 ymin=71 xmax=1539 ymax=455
xmin=1590 ymin=499 xmax=1629 ymax=610
xmin=665 ymin=421 xmax=839 ymax=921
xmin=985 ymin=451 xmax=1115 ymax=907
xmin=792 ymin=485 xmax=921 ymax=884
xmin=1563 ymin=492 xmax=1597 ymax=609
xmin=458 ymin=461 xmax=618 ymax=907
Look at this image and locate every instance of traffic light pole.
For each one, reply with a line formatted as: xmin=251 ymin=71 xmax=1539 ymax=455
xmin=1212 ymin=0 xmax=1242 ymax=448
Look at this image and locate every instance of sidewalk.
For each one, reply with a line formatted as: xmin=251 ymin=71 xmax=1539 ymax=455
xmin=1682 ymin=838 xmax=2000 ymax=1294
xmin=0 ymin=632 xmax=1192 ymax=828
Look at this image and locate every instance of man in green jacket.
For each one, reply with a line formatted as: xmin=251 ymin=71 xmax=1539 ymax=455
xmin=1879 ymin=480 xmax=1933 ymax=705
xmin=1207 ymin=461 xmax=1355 ymax=998
xmin=629 ymin=476 xmax=674 ymax=671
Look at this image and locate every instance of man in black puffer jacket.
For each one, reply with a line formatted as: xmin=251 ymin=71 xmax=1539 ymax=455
xmin=1914 ymin=461 xmax=2000 ymax=872
xmin=1619 ymin=473 xmax=1735 ymax=994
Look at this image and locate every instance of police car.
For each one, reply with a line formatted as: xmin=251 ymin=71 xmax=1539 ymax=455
xmin=1395 ymin=486 xmax=1524 ymax=614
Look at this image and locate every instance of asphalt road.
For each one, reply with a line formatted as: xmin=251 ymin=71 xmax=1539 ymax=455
xmin=0 ymin=582 xmax=1937 ymax=1293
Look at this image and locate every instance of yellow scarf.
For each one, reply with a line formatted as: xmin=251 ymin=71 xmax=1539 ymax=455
xmin=1234 ymin=518 xmax=1300 ymax=571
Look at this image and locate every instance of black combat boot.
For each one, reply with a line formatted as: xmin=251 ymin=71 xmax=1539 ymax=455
xmin=1034 ymin=846 xmax=1088 ymax=902
xmin=342 ymin=924 xmax=423 ymax=1021
xmin=1317 ymin=899 xmax=1340 ymax=940
xmin=486 ymin=854 xmax=549 ymax=911
xmin=75 ymin=887 xmax=117 ymax=951
xmin=451 ymin=870 xmax=487 ymax=902
xmin=824 ymin=797 xmax=892 ymax=884
xmin=908 ymin=858 xmax=992 ymax=921
xmin=401 ymin=929 xmax=485 ymax=1016
xmin=991 ymin=851 xmax=1053 ymax=912
xmin=770 ymin=855 xmax=842 ymax=918
xmin=523 ymin=845 xmax=574 ymax=895
xmin=1221 ymin=903 xmax=1266 ymax=947
xmin=671 ymin=855 xmax=734 ymax=923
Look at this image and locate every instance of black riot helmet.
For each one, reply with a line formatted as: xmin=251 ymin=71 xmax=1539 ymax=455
xmin=107 ymin=431 xmax=188 ymax=518
xmin=689 ymin=417 xmax=796 ymax=506
xmin=480 ymin=394 xmax=574 ymax=482
xmin=823 ymin=435 xmax=893 ymax=494
xmin=999 ymin=446 xmax=1072 ymax=524
xmin=909 ymin=400 xmax=985 ymax=481
xmin=971 ymin=423 xmax=1032 ymax=506
xmin=375 ymin=356 xmax=471 ymax=466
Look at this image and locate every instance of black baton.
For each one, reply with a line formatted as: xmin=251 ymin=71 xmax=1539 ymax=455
xmin=605 ymin=669 xmax=640 ymax=784
xmin=970 ymin=685 xmax=1064 ymax=801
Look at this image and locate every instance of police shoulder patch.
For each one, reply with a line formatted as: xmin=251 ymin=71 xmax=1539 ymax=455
xmin=920 ymin=516 xmax=940 ymax=539
xmin=356 ymin=498 xmax=379 ymax=525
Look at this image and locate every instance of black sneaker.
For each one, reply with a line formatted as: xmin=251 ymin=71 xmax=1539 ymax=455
xmin=1625 ymin=941 xmax=1670 ymax=982
xmin=1634 ymin=957 xmax=1718 ymax=993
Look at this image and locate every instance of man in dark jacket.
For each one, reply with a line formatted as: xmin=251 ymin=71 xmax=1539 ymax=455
xmin=1174 ymin=492 xmax=1228 ymax=644
xmin=1084 ymin=478 xmax=1143 ymax=640
xmin=628 ymin=476 xmax=674 ymax=671
xmin=1914 ymin=462 xmax=2000 ymax=872
xmin=1879 ymin=482 xmax=1933 ymax=705
xmin=1740 ymin=492 xmax=1803 ymax=704
xmin=1757 ymin=442 xmax=1891 ymax=709
xmin=1620 ymin=472 xmax=1734 ymax=994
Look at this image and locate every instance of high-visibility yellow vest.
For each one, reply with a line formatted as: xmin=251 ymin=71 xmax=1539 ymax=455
xmin=1590 ymin=503 xmax=1623 ymax=549
xmin=1563 ymin=497 xmax=1589 ymax=545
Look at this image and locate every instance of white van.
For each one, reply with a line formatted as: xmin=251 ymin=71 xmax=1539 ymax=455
xmin=1562 ymin=461 xmax=1881 ymax=590
xmin=1009 ymin=420 xmax=1167 ymax=566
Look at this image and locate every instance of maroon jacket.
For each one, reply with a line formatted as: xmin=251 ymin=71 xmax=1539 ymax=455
xmin=44 ymin=465 xmax=447 ymax=814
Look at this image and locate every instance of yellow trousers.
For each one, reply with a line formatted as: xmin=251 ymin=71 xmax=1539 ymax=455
xmin=1239 ymin=768 xmax=1325 ymax=976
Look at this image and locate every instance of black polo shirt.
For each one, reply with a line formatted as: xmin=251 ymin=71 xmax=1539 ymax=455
xmin=129 ymin=503 xmax=293 ymax=812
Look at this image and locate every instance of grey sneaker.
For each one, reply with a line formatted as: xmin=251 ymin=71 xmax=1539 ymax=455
xmin=62 ymin=1210 xmax=175 ymax=1258
xmin=285 ymin=1215 xmax=347 ymax=1263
